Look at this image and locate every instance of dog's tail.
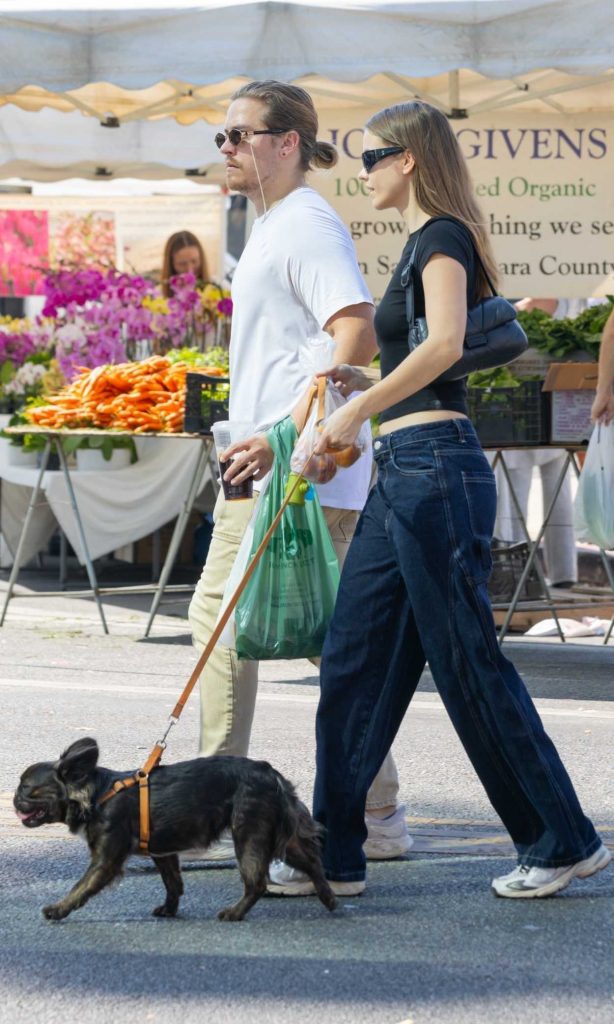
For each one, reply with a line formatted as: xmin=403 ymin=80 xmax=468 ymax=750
xmin=271 ymin=773 xmax=324 ymax=863
xmin=271 ymin=771 xmax=337 ymax=913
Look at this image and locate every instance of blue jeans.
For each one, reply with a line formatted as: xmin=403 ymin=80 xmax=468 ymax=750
xmin=314 ymin=418 xmax=601 ymax=881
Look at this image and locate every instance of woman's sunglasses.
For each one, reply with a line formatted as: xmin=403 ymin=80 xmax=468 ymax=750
xmin=214 ymin=128 xmax=286 ymax=149
xmin=361 ymin=146 xmax=405 ymax=173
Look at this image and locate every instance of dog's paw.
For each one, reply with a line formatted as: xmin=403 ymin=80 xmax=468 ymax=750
xmin=217 ymin=905 xmax=244 ymax=922
xmin=42 ymin=903 xmax=69 ymax=921
xmin=152 ymin=903 xmax=177 ymax=918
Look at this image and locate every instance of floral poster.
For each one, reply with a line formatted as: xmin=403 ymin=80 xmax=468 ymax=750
xmin=49 ymin=211 xmax=117 ymax=270
xmin=0 ymin=210 xmax=49 ymax=297
xmin=0 ymin=194 xmax=223 ymax=292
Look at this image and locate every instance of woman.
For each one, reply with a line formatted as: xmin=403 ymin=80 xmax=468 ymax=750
xmin=161 ymin=230 xmax=208 ymax=297
xmin=269 ymin=101 xmax=609 ymax=900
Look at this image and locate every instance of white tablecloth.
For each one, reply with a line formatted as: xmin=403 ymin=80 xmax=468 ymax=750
xmin=0 ymin=434 xmax=215 ymax=567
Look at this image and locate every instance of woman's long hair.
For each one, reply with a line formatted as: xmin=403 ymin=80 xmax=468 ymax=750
xmin=161 ymin=231 xmax=208 ymax=297
xmin=367 ymin=101 xmax=499 ymax=296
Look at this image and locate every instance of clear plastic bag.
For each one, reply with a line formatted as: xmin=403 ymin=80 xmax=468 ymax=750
xmin=290 ymin=379 xmax=371 ymax=484
xmin=573 ymin=423 xmax=614 ymax=549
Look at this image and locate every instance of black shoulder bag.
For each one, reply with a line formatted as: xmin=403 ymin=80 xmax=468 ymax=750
xmin=400 ymin=216 xmax=528 ymax=382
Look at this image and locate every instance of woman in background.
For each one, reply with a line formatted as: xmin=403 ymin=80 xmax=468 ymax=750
xmin=161 ymin=231 xmax=208 ymax=297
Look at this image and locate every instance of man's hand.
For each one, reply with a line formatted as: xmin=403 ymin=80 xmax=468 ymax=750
xmin=514 ymin=297 xmax=558 ymax=316
xmin=220 ymin=434 xmax=274 ymax=485
xmin=316 ymin=364 xmax=379 ymax=397
xmin=591 ymin=388 xmax=614 ymax=426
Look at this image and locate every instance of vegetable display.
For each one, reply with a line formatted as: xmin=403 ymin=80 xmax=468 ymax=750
xmin=516 ymin=299 xmax=613 ymax=361
xmin=24 ymin=355 xmax=227 ymax=434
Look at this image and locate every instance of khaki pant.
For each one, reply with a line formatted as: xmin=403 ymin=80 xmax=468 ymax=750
xmin=188 ymin=490 xmax=399 ymax=810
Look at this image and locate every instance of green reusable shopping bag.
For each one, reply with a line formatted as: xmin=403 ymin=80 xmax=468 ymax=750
xmin=234 ymin=416 xmax=340 ymax=660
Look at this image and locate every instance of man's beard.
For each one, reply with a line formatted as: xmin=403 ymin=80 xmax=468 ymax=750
xmin=228 ymin=147 xmax=270 ymax=214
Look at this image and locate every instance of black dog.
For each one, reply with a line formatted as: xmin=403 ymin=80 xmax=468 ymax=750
xmin=14 ymin=738 xmax=337 ymax=922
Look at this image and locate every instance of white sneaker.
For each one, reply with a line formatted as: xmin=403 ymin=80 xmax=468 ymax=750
xmin=492 ymin=843 xmax=611 ymax=898
xmin=363 ymin=804 xmax=414 ymax=860
xmin=181 ymin=831 xmax=237 ymax=864
xmin=266 ymin=860 xmax=365 ymax=897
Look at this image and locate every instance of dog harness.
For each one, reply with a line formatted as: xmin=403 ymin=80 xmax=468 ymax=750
xmin=99 ymin=758 xmax=161 ymax=853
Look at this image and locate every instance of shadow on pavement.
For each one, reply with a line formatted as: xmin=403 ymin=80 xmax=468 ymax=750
xmin=415 ymin=642 xmax=614 ymax=702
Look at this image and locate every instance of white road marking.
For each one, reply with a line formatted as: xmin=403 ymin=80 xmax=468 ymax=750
xmin=0 ymin=677 xmax=613 ymax=720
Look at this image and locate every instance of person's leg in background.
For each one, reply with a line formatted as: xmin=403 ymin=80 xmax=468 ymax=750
xmin=491 ymin=451 xmax=533 ymax=544
xmin=539 ymin=453 xmax=578 ymax=587
xmin=322 ymin=507 xmax=410 ymax=860
xmin=492 ymin=450 xmax=577 ymax=588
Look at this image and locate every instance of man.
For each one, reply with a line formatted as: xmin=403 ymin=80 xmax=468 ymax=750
xmin=188 ymin=81 xmax=411 ymax=866
xmin=591 ymin=306 xmax=614 ymax=424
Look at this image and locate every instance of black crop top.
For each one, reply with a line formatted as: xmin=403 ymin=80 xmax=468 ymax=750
xmin=374 ymin=218 xmax=478 ymax=422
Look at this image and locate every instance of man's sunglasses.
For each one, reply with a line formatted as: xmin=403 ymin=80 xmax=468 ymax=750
xmin=214 ymin=128 xmax=286 ymax=149
xmin=361 ymin=146 xmax=405 ymax=173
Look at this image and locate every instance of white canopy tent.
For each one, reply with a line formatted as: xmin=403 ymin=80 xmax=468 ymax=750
xmin=0 ymin=0 xmax=612 ymax=181
xmin=0 ymin=106 xmax=224 ymax=183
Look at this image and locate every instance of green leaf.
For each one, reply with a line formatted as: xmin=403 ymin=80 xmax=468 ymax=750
xmin=1 ymin=359 xmax=16 ymax=385
xmin=60 ymin=435 xmax=83 ymax=456
xmin=101 ymin=437 xmax=114 ymax=460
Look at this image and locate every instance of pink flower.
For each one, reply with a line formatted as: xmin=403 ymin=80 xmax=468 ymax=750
xmin=26 ymin=267 xmax=231 ymax=383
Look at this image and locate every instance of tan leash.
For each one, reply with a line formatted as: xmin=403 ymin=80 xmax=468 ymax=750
xmin=99 ymin=386 xmax=322 ymax=852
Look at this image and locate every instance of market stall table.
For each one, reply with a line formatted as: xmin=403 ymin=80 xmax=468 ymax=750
xmin=485 ymin=443 xmax=614 ymax=645
xmin=0 ymin=427 xmax=218 ymax=635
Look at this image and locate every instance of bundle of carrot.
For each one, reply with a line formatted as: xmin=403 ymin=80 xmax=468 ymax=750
xmin=25 ymin=356 xmax=227 ymax=434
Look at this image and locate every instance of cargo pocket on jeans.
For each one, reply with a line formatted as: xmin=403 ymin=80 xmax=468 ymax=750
xmin=461 ymin=472 xmax=497 ymax=584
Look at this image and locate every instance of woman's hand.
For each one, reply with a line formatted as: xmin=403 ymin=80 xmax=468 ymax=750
xmin=317 ymin=364 xmax=377 ymax=397
xmin=220 ymin=434 xmax=274 ymax=484
xmin=591 ymin=387 xmax=614 ymax=425
xmin=313 ymin=398 xmax=366 ymax=455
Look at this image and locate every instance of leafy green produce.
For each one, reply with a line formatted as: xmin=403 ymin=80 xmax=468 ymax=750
xmin=468 ymin=367 xmax=523 ymax=389
xmin=516 ymin=297 xmax=613 ymax=360
xmin=469 ymin=299 xmax=613 ymax=390
xmin=167 ymin=345 xmax=229 ymax=371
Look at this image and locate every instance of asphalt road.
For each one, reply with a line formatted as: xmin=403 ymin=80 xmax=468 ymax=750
xmin=1 ymin=591 xmax=613 ymax=1024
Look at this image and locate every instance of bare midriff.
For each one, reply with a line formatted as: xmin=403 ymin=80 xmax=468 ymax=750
xmin=378 ymin=409 xmax=468 ymax=435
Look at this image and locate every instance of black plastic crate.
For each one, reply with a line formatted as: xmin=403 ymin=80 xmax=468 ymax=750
xmin=467 ymin=381 xmax=550 ymax=446
xmin=488 ymin=539 xmax=543 ymax=605
xmin=183 ymin=372 xmax=230 ymax=434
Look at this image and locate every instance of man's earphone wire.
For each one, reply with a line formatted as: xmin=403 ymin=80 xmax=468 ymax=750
xmin=247 ymin=140 xmax=268 ymax=218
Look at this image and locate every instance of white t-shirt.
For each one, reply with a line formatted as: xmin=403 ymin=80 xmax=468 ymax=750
xmin=228 ymin=186 xmax=373 ymax=510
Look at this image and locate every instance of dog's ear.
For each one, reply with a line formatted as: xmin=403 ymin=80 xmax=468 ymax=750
xmin=57 ymin=738 xmax=99 ymax=783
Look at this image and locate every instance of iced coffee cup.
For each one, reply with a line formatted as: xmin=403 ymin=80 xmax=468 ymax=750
xmin=211 ymin=421 xmax=256 ymax=501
